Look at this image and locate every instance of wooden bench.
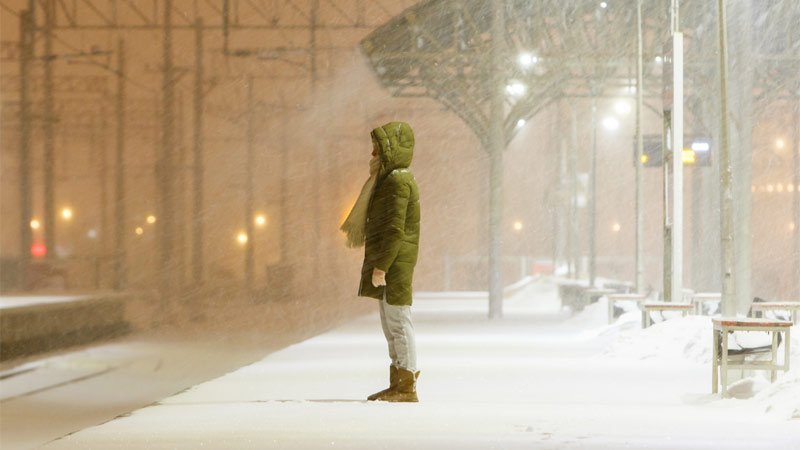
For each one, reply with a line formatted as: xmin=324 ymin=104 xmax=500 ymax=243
xmin=556 ymin=280 xmax=590 ymax=312
xmin=711 ymin=317 xmax=792 ymax=397
xmin=641 ymin=302 xmax=694 ymax=328
xmin=607 ymin=293 xmax=647 ymax=324
xmin=750 ymin=301 xmax=800 ymax=324
xmin=692 ymin=292 xmax=721 ymax=315
xmin=582 ymin=288 xmax=617 ymax=306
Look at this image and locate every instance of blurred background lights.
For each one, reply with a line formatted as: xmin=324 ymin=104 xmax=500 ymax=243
xmin=505 ymin=81 xmax=526 ymax=97
xmin=237 ymin=232 xmax=249 ymax=245
xmin=146 ymin=215 xmax=157 ymax=224
xmin=612 ymin=222 xmax=621 ymax=232
xmin=512 ymin=221 xmax=523 ymax=232
xmin=600 ymin=1 xmax=608 ymax=8
xmin=516 ymin=119 xmax=526 ymax=128
xmin=602 ymin=117 xmax=620 ymax=131
xmin=613 ymin=100 xmax=631 ymax=115
xmin=518 ymin=52 xmax=538 ymax=67
xmin=775 ymin=138 xmax=785 ymax=149
xmin=255 ymin=214 xmax=267 ymax=227
xmin=135 ymin=227 xmax=144 ymax=236
xmin=61 ymin=208 xmax=73 ymax=220
xmin=87 ymin=229 xmax=98 ymax=239
xmin=30 ymin=219 xmax=40 ymax=230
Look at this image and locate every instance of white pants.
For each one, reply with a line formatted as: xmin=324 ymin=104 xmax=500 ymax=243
xmin=379 ymin=294 xmax=417 ymax=372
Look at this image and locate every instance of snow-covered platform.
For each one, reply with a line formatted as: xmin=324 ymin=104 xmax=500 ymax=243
xmin=0 ymin=294 xmax=130 ymax=361
xmin=41 ymin=279 xmax=800 ymax=449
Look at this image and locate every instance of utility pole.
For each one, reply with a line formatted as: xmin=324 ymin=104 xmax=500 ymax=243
xmin=717 ymin=0 xmax=735 ymax=315
xmin=792 ymin=98 xmax=800 ymax=297
xmin=663 ymin=0 xmax=683 ymax=302
xmin=569 ymin=105 xmax=580 ymax=279
xmin=488 ymin=0 xmax=505 ymax=319
xmin=18 ymin=7 xmax=34 ymax=290
xmin=589 ymin=96 xmax=597 ymax=287
xmin=114 ymin=38 xmax=127 ymax=290
xmin=635 ymin=0 xmax=645 ymax=294
xmin=43 ymin=0 xmax=56 ymax=259
xmin=245 ymin=76 xmax=256 ymax=294
xmin=192 ymin=18 xmax=205 ymax=285
xmin=159 ymin=0 xmax=177 ymax=307
xmin=309 ymin=0 xmax=321 ymax=292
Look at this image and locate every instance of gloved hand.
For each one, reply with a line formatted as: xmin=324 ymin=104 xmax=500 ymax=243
xmin=372 ymin=268 xmax=386 ymax=287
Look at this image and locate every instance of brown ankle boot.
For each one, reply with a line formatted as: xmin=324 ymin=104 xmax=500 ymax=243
xmin=379 ymin=368 xmax=419 ymax=403
xmin=367 ymin=365 xmax=398 ymax=401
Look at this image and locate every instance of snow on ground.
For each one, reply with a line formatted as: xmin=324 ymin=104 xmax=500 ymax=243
xmin=41 ymin=278 xmax=800 ymax=449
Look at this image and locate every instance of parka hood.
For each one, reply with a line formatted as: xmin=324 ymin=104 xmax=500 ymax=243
xmin=371 ymin=122 xmax=414 ymax=175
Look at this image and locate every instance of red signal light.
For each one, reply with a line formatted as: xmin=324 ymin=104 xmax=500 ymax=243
xmin=31 ymin=243 xmax=47 ymax=258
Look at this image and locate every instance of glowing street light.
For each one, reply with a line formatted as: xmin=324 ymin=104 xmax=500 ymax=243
xmin=146 ymin=215 xmax=157 ymax=224
xmin=237 ymin=232 xmax=249 ymax=245
xmin=61 ymin=207 xmax=73 ymax=220
xmin=505 ymin=81 xmax=526 ymax=97
xmin=614 ymin=100 xmax=631 ymax=115
xmin=30 ymin=219 xmax=41 ymax=230
xmin=602 ymin=117 xmax=620 ymax=131
xmin=135 ymin=227 xmax=144 ymax=236
xmin=254 ymin=214 xmax=267 ymax=227
xmin=775 ymin=139 xmax=785 ymax=150
xmin=516 ymin=119 xmax=526 ymax=128
xmin=600 ymin=1 xmax=608 ymax=8
xmin=612 ymin=222 xmax=621 ymax=232
xmin=512 ymin=221 xmax=524 ymax=232
xmin=518 ymin=52 xmax=538 ymax=68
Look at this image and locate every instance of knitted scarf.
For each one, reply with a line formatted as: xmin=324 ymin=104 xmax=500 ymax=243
xmin=340 ymin=155 xmax=381 ymax=248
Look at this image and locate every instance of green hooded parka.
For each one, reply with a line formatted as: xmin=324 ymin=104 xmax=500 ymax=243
xmin=358 ymin=122 xmax=420 ymax=306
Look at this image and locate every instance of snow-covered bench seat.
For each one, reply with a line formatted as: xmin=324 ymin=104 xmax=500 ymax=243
xmin=750 ymin=301 xmax=800 ymax=325
xmin=606 ymin=293 xmax=647 ymax=324
xmin=691 ymin=292 xmax=721 ymax=315
xmin=641 ymin=302 xmax=693 ymax=328
xmin=711 ymin=317 xmax=792 ymax=398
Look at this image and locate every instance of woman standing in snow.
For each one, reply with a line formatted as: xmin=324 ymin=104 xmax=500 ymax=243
xmin=341 ymin=121 xmax=421 ymax=402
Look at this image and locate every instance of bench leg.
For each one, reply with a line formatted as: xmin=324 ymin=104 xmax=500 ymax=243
xmin=771 ymin=331 xmax=779 ymax=382
xmin=641 ymin=310 xmax=647 ymax=328
xmin=786 ymin=329 xmax=791 ymax=372
xmin=721 ymin=330 xmax=729 ymax=398
xmin=712 ymin=329 xmax=720 ymax=394
xmin=608 ymin=299 xmax=614 ymax=324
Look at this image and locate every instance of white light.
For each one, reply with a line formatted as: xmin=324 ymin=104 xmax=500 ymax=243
xmin=790 ymin=222 xmax=796 ymax=231
xmin=518 ymin=52 xmax=538 ymax=67
xmin=775 ymin=139 xmax=785 ymax=149
xmin=516 ymin=119 xmax=526 ymax=128
xmin=62 ymin=208 xmax=73 ymax=220
xmin=788 ymin=184 xmax=795 ymax=193
xmin=602 ymin=117 xmax=620 ymax=131
xmin=691 ymin=141 xmax=710 ymax=152
xmin=655 ymin=56 xmax=664 ymax=64
xmin=146 ymin=215 xmax=157 ymax=224
xmin=614 ymin=100 xmax=631 ymax=115
xmin=600 ymin=1 xmax=608 ymax=8
xmin=776 ymin=184 xmax=784 ymax=192
xmin=506 ymin=81 xmax=526 ymax=97
xmin=87 ymin=229 xmax=98 ymax=239
xmin=767 ymin=184 xmax=774 ymax=193
xmin=135 ymin=227 xmax=144 ymax=236
xmin=237 ymin=232 xmax=249 ymax=245
xmin=255 ymin=214 xmax=267 ymax=227
xmin=612 ymin=222 xmax=621 ymax=232
xmin=30 ymin=219 xmax=40 ymax=230
xmin=513 ymin=221 xmax=523 ymax=232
